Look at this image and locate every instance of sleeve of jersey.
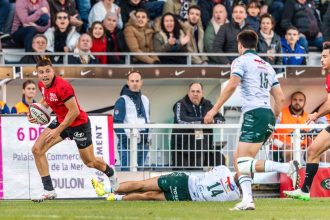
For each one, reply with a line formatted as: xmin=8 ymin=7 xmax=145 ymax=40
xmin=59 ymin=82 xmax=75 ymax=103
xmin=271 ymin=75 xmax=280 ymax=88
xmin=230 ymin=58 xmax=244 ymax=79
xmin=326 ymin=76 xmax=330 ymax=93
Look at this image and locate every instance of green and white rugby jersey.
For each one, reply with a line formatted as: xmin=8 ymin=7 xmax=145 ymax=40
xmin=188 ymin=166 xmax=240 ymax=202
xmin=231 ymin=50 xmax=280 ymax=113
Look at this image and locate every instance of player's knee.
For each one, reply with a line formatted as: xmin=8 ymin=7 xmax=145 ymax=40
xmin=307 ymin=146 xmax=319 ymax=160
xmin=32 ymin=145 xmax=43 ymax=157
xmin=237 ymin=157 xmax=256 ymax=175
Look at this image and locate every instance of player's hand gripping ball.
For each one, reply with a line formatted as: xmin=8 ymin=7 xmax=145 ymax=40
xmin=29 ymin=103 xmax=51 ymax=125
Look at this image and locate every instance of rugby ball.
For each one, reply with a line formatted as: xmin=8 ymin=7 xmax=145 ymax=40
xmin=29 ymin=103 xmax=51 ymax=125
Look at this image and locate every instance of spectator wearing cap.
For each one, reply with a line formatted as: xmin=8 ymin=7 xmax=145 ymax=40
xmin=11 ymin=0 xmax=51 ymax=52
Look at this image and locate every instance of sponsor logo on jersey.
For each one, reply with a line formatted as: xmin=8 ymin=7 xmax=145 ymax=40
xmin=222 ymin=176 xmax=236 ymax=193
xmin=49 ymin=93 xmax=58 ymax=102
xmin=254 ymin=59 xmax=266 ymax=65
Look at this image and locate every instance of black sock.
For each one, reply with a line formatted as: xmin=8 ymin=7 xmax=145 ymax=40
xmin=103 ymin=164 xmax=114 ymax=177
xmin=301 ymin=163 xmax=319 ymax=193
xmin=41 ymin=175 xmax=54 ymax=191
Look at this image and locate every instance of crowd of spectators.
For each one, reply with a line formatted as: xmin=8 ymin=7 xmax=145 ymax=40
xmin=0 ymin=0 xmax=329 ymax=65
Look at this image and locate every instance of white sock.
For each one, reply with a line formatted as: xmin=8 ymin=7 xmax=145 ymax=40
xmin=264 ymin=160 xmax=289 ymax=173
xmin=115 ymin=194 xmax=124 ymax=201
xmin=239 ymin=175 xmax=253 ymax=203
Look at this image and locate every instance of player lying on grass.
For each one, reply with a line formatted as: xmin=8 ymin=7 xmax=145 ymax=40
xmin=92 ymin=165 xmax=241 ymax=202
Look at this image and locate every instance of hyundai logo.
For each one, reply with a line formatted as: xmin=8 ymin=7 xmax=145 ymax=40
xmin=74 ymin=132 xmax=84 ymax=138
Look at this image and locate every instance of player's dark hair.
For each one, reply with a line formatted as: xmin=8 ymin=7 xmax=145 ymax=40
xmin=323 ymin=41 xmax=330 ymax=50
xmin=22 ymin=79 xmax=36 ymax=99
xmin=36 ymin=58 xmax=53 ymax=68
xmin=237 ymin=30 xmax=258 ymax=49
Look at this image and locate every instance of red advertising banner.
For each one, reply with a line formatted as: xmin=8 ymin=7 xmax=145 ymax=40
xmin=280 ymin=168 xmax=330 ymax=198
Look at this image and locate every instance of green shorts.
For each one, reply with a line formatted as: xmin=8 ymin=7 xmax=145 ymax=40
xmin=157 ymin=172 xmax=192 ymax=201
xmin=239 ymin=108 xmax=275 ymax=143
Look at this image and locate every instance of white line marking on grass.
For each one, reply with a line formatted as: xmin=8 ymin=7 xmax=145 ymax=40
xmin=76 ymin=216 xmax=139 ymax=220
xmin=26 ymin=214 xmax=61 ymax=219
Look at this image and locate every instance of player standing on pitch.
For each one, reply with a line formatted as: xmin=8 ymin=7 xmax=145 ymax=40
xmin=27 ymin=59 xmax=118 ymax=202
xmin=204 ymin=30 xmax=299 ymax=211
xmin=284 ymin=42 xmax=330 ymax=201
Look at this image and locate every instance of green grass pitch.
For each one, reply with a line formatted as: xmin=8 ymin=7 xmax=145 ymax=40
xmin=0 ymin=198 xmax=329 ymax=220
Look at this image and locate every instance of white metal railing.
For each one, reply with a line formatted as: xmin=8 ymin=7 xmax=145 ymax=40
xmin=0 ymin=51 xmax=320 ymax=66
xmin=113 ymin=123 xmax=328 ymax=172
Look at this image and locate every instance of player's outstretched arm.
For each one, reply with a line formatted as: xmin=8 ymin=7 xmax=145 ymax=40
xmin=270 ymin=86 xmax=285 ymax=118
xmin=204 ymin=76 xmax=240 ymax=124
xmin=307 ymin=93 xmax=330 ymax=124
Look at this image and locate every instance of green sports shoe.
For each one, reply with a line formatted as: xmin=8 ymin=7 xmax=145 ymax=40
xmin=91 ymin=178 xmax=106 ymax=196
xmin=284 ymin=189 xmax=310 ymax=201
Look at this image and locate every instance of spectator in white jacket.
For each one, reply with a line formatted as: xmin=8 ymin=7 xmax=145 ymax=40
xmin=88 ymin=0 xmax=122 ymax=29
xmin=44 ymin=11 xmax=80 ymax=63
